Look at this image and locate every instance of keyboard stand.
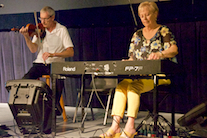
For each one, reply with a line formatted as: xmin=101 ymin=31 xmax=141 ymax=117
xmin=135 ymin=74 xmax=176 ymax=136
xmin=51 ymin=74 xmax=57 ymax=137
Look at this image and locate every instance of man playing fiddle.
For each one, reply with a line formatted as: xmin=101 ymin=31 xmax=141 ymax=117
xmin=19 ymin=6 xmax=74 ymax=134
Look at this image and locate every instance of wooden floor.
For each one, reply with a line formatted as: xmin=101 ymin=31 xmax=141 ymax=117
xmin=0 ymin=103 xmax=191 ymax=138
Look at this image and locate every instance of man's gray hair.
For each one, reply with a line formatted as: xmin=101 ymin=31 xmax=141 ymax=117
xmin=40 ymin=6 xmax=55 ymax=16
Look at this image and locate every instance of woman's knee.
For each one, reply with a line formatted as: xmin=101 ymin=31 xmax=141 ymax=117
xmin=127 ymin=80 xmax=144 ymax=95
xmin=116 ymin=79 xmax=132 ymax=90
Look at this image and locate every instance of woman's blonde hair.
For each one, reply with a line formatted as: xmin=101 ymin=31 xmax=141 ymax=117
xmin=138 ymin=1 xmax=159 ymax=16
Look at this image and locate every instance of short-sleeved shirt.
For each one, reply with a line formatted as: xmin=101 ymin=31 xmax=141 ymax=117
xmin=32 ymin=22 xmax=74 ymax=64
xmin=128 ymin=25 xmax=177 ymax=61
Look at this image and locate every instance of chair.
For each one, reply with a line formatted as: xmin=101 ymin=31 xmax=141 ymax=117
xmin=73 ymin=78 xmax=118 ymax=125
xmin=41 ymin=75 xmax=67 ymax=122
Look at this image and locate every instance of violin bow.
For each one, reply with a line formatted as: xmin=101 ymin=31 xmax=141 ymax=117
xmin=34 ymin=11 xmax=47 ymax=65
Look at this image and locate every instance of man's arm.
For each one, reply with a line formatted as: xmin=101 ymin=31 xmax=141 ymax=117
xmin=42 ymin=47 xmax=74 ymax=61
xmin=52 ymin=47 xmax=74 ymax=58
xmin=19 ymin=26 xmax=38 ymax=53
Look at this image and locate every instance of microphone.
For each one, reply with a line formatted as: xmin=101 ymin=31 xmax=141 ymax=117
xmin=0 ymin=4 xmax=4 ymax=8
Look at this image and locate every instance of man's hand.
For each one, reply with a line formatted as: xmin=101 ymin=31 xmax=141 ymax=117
xmin=19 ymin=26 xmax=29 ymax=37
xmin=42 ymin=52 xmax=54 ymax=61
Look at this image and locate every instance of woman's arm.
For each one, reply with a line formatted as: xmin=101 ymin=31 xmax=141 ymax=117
xmin=148 ymin=44 xmax=178 ymax=60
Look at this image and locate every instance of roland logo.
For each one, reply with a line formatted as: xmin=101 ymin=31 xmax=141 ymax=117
xmin=63 ymin=66 xmax=76 ymax=72
xmin=125 ymin=66 xmax=143 ymax=71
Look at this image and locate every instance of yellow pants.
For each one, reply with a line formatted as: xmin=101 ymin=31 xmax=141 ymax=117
xmin=111 ymin=76 xmax=171 ymax=118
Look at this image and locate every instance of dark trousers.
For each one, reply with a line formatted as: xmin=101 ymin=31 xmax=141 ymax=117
xmin=22 ymin=63 xmax=63 ymax=100
xmin=22 ymin=63 xmax=64 ymax=133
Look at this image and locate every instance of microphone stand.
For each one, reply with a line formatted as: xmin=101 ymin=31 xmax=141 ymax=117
xmin=129 ymin=0 xmax=138 ymax=31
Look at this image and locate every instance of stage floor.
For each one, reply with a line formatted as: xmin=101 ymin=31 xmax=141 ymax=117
xmin=0 ymin=103 xmax=186 ymax=138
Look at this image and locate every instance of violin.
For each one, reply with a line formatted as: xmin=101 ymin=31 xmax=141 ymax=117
xmin=11 ymin=23 xmax=46 ymax=39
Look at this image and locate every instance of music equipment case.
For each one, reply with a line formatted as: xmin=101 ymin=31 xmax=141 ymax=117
xmin=177 ymin=101 xmax=207 ymax=137
xmin=5 ymin=79 xmax=52 ymax=134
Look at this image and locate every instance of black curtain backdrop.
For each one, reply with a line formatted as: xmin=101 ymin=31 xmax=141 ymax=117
xmin=1 ymin=20 xmax=207 ymax=113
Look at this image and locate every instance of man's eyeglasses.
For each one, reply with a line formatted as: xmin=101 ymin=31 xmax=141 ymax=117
xmin=38 ymin=15 xmax=52 ymax=21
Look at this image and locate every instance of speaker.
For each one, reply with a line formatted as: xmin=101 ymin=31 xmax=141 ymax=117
xmin=5 ymin=79 xmax=52 ymax=134
xmin=177 ymin=101 xmax=207 ymax=137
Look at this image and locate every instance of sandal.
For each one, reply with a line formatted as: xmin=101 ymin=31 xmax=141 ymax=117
xmin=119 ymin=131 xmax=137 ymax=138
xmin=99 ymin=128 xmax=121 ymax=138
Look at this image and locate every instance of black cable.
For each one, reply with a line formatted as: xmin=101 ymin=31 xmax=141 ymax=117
xmin=41 ymin=93 xmax=46 ymax=134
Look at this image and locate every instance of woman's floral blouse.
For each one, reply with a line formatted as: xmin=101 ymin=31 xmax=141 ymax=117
xmin=128 ymin=25 xmax=177 ymax=60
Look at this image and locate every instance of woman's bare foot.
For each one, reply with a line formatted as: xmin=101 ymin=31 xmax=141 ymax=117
xmin=123 ymin=117 xmax=136 ymax=136
xmin=123 ymin=127 xmax=136 ymax=136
